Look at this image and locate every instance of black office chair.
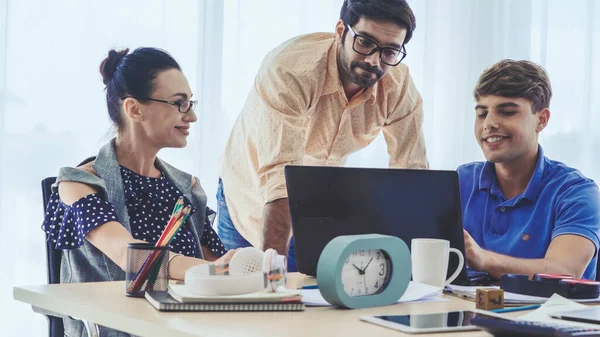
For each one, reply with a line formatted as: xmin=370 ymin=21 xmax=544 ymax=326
xmin=41 ymin=177 xmax=64 ymax=337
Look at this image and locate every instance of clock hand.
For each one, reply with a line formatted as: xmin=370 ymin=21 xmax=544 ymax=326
xmin=362 ymin=257 xmax=374 ymax=272
xmin=352 ymin=264 xmax=364 ymax=275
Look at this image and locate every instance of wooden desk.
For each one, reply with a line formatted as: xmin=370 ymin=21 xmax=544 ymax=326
xmin=13 ymin=274 xmax=521 ymax=337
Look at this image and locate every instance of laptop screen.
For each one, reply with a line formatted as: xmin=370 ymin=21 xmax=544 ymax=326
xmin=285 ymin=165 xmax=469 ymax=285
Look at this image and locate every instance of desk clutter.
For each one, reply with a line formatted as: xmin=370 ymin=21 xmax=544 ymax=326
xmin=144 ymin=246 xmax=295 ymax=311
xmin=472 ymin=294 xmax=600 ymax=336
xmin=133 ymin=229 xmax=600 ymax=334
xmin=435 ymin=276 xmax=600 ymax=335
xmin=500 ymin=274 xmax=600 ymax=299
xmin=446 ymin=283 xmax=600 ymax=305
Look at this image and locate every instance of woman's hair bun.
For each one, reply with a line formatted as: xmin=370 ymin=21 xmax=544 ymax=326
xmin=99 ymin=48 xmax=129 ymax=85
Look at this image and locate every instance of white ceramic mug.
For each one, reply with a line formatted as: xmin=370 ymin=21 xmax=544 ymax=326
xmin=411 ymin=238 xmax=464 ymax=287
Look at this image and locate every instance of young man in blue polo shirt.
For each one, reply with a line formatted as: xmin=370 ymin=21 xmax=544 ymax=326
xmin=458 ymin=59 xmax=600 ymax=280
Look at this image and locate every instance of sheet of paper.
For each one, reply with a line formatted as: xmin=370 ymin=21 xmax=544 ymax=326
xmin=398 ymin=282 xmax=444 ymax=302
xmin=445 ymin=284 xmax=600 ymax=304
xmin=518 ymin=294 xmax=600 ymax=328
xmin=301 ymin=281 xmax=443 ymax=307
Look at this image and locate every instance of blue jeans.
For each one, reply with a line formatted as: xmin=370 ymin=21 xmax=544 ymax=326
xmin=216 ymin=179 xmax=297 ymax=272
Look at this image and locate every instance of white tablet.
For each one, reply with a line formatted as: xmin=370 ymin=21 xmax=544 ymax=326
xmin=359 ymin=310 xmax=508 ymax=334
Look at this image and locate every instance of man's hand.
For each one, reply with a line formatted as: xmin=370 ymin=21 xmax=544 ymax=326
xmin=463 ymin=229 xmax=489 ymax=271
xmin=262 ymin=198 xmax=292 ymax=256
xmin=463 ymin=231 xmax=594 ymax=279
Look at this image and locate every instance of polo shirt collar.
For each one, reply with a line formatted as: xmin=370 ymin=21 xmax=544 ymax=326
xmin=478 ymin=145 xmax=546 ymax=203
xmin=522 ymin=145 xmax=545 ymax=202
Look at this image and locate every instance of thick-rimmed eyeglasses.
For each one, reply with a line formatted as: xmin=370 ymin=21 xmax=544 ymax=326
xmin=346 ymin=24 xmax=407 ymax=66
xmin=124 ymin=97 xmax=198 ymax=113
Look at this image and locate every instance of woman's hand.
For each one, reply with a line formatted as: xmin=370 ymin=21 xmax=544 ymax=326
xmin=213 ymin=248 xmax=239 ymax=265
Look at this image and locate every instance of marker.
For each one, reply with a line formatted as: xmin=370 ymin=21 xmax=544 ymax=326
xmin=302 ymin=285 xmax=318 ymax=290
xmin=489 ymin=304 xmax=541 ymax=313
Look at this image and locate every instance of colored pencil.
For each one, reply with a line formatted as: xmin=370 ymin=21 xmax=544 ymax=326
xmin=490 ymin=304 xmax=541 ymax=313
xmin=127 ymin=202 xmax=190 ymax=293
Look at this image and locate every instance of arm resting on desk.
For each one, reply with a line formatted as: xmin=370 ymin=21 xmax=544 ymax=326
xmin=58 ymin=180 xmax=237 ymax=280
xmin=464 ymin=231 xmax=595 ymax=279
xmin=85 ymin=221 xmax=237 ymax=280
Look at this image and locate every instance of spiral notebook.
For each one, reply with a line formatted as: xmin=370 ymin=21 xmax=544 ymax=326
xmin=145 ymin=291 xmax=305 ymax=312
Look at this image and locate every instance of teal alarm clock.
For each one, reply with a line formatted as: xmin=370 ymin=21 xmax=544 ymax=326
xmin=316 ymin=234 xmax=411 ymax=309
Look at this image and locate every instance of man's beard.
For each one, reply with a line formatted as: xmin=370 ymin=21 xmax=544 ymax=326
xmin=340 ymin=48 xmax=384 ymax=88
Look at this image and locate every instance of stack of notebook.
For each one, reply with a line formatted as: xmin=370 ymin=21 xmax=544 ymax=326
xmin=145 ymin=284 xmax=305 ymax=312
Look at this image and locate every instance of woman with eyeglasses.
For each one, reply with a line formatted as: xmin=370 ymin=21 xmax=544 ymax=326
xmin=41 ymin=47 xmax=236 ymax=337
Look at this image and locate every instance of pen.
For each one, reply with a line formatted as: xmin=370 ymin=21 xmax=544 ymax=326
xmin=489 ymin=304 xmax=541 ymax=313
xmin=302 ymin=285 xmax=318 ymax=289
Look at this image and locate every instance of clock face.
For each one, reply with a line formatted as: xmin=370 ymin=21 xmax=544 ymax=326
xmin=341 ymin=249 xmax=390 ymax=297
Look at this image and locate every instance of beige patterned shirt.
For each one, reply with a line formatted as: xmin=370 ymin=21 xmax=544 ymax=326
xmin=219 ymin=33 xmax=428 ymax=247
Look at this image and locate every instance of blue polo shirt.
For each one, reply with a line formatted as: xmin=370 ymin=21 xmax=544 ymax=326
xmin=457 ymin=146 xmax=600 ymax=280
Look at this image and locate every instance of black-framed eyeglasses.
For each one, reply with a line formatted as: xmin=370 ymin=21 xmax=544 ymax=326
xmin=124 ymin=97 xmax=198 ymax=113
xmin=346 ymin=24 xmax=407 ymax=66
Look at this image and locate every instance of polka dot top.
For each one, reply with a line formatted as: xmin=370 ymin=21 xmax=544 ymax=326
xmin=42 ymin=166 xmax=226 ymax=258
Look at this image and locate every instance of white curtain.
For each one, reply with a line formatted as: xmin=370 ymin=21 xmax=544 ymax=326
xmin=1 ymin=0 xmax=213 ymax=335
xmin=219 ymin=0 xmax=600 ymax=178
xmin=1 ymin=0 xmax=598 ymax=335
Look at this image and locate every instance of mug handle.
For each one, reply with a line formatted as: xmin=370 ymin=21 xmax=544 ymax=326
xmin=444 ymin=248 xmax=465 ymax=286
